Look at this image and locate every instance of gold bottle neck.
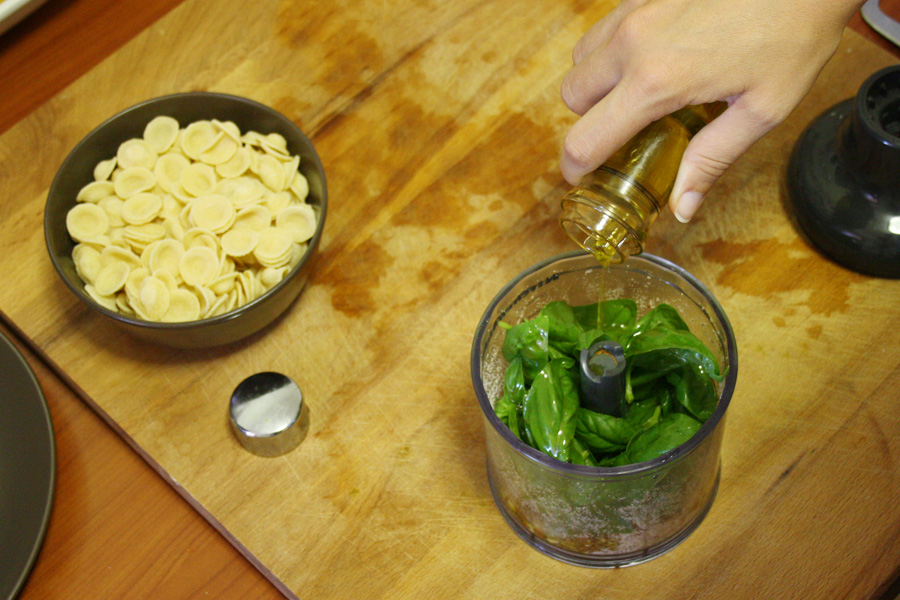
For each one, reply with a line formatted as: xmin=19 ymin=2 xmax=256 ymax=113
xmin=559 ymin=167 xmax=660 ymax=265
xmin=559 ymin=103 xmax=726 ymax=263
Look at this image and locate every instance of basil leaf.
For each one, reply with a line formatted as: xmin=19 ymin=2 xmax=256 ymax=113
xmin=667 ymin=367 xmax=718 ymax=422
xmin=523 ymin=358 xmax=579 ymax=462
xmin=577 ymin=328 xmax=606 ymax=351
xmin=570 ymin=436 xmax=600 ymax=467
xmin=539 ymin=301 xmax=584 ymax=355
xmin=494 ymin=356 xmax=527 ymax=440
xmin=493 ymin=395 xmax=521 ymax=440
xmin=572 ymin=299 xmax=637 ymax=345
xmin=626 ymin=328 xmax=724 ymax=382
xmin=575 ymin=408 xmax=637 ymax=454
xmin=622 ymin=397 xmax=662 ymax=429
xmin=613 ymin=413 xmax=702 ymax=465
xmin=496 ymin=298 xmax=721 ymax=468
xmin=598 ymin=299 xmax=638 ymax=343
xmin=632 ymin=303 xmax=689 ymax=336
xmin=569 ymin=302 xmax=601 ymax=330
xmin=504 ymin=356 xmax=526 ymax=406
xmin=629 ymin=374 xmax=670 ymax=402
xmin=501 ymin=314 xmax=550 ymax=382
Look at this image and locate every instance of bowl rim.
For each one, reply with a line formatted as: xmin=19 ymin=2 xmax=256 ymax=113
xmin=44 ymin=91 xmax=328 ymax=331
xmin=470 ymin=250 xmax=738 ymax=478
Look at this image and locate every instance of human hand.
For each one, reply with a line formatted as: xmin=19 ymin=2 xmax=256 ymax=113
xmin=560 ymin=0 xmax=864 ymax=222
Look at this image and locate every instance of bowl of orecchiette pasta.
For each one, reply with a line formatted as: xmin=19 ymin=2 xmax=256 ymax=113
xmin=44 ymin=92 xmax=327 ymax=348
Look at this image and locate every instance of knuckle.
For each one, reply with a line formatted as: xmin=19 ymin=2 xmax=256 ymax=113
xmin=572 ymin=38 xmax=588 ymax=65
xmin=689 ymin=153 xmax=731 ymax=181
xmin=630 ymin=66 xmax=668 ymax=101
xmin=742 ymin=97 xmax=792 ymax=131
xmin=611 ymin=8 xmax=653 ymax=51
xmin=562 ymin=131 xmax=598 ymax=173
xmin=625 ymin=67 xmax=683 ymax=117
xmin=612 ymin=12 xmax=642 ymax=49
xmin=560 ymin=75 xmax=580 ymax=113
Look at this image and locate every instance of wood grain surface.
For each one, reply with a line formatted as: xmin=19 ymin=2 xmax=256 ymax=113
xmin=0 ymin=0 xmax=183 ymax=134
xmin=1 ymin=321 xmax=283 ymax=599
xmin=1 ymin=1 xmax=899 ymax=599
xmin=1 ymin=0 xmax=281 ymax=598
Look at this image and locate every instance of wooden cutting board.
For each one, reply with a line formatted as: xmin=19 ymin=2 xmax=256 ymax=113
xmin=1 ymin=0 xmax=899 ymax=598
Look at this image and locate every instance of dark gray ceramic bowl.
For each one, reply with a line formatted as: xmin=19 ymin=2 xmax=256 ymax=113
xmin=44 ymin=92 xmax=327 ymax=348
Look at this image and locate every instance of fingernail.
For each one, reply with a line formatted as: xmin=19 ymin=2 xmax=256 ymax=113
xmin=673 ymin=191 xmax=703 ymax=223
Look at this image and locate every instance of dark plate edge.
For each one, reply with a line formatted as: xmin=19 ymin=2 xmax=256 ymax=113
xmin=0 ymin=326 xmax=56 ymax=600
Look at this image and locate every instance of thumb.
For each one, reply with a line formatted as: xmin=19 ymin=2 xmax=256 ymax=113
xmin=669 ymin=102 xmax=780 ymax=223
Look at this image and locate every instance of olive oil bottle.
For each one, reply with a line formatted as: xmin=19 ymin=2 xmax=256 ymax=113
xmin=560 ymin=103 xmax=727 ymax=265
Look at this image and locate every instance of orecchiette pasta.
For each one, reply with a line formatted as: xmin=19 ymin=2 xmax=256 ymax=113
xmin=65 ymin=115 xmax=317 ymax=323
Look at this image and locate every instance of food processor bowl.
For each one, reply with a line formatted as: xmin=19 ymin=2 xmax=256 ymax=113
xmin=471 ymin=252 xmax=738 ymax=567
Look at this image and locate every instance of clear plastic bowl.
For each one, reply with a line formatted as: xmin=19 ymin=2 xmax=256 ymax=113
xmin=471 ymin=252 xmax=738 ymax=567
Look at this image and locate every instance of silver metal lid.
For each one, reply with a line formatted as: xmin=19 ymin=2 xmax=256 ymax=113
xmin=229 ymin=372 xmax=308 ymax=457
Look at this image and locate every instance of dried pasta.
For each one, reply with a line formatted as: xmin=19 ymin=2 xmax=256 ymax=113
xmin=65 ymin=115 xmax=317 ymax=323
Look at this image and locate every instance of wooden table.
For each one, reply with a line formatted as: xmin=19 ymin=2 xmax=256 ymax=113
xmin=1 ymin=1 xmax=899 ymax=599
xmin=1 ymin=1 xmax=280 ymax=598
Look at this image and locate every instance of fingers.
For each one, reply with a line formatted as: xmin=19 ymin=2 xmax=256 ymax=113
xmin=561 ymin=42 xmax=623 ymax=116
xmin=560 ymin=84 xmax=662 ymax=185
xmin=563 ymin=0 xmax=658 ymax=116
xmin=561 ymin=0 xmax=857 ymax=224
xmin=571 ymin=17 xmax=614 ymax=65
xmin=669 ymin=100 xmax=781 ymax=222
xmin=571 ymin=0 xmax=642 ymax=65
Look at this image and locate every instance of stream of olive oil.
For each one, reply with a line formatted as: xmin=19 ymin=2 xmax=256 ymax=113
xmin=593 ymin=251 xmax=611 ymax=330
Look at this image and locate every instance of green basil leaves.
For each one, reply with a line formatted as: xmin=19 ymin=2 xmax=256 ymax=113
xmin=494 ymin=300 xmax=724 ymax=467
